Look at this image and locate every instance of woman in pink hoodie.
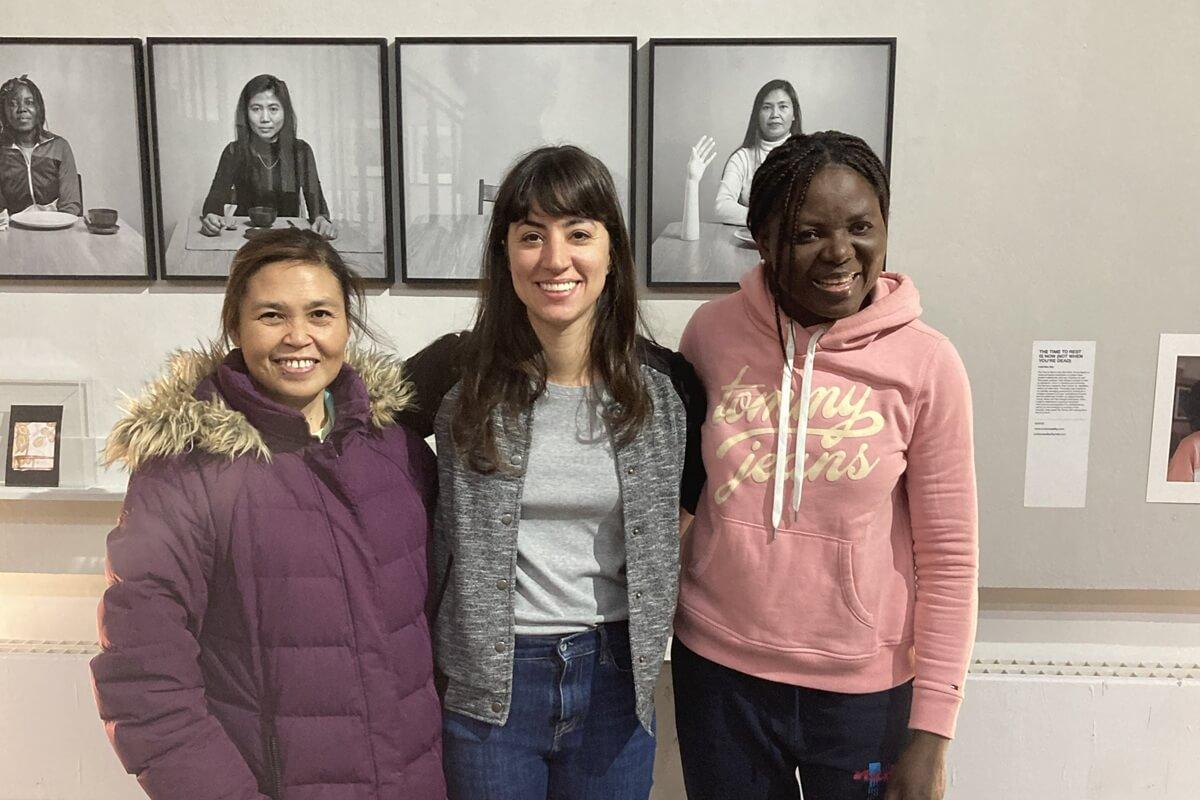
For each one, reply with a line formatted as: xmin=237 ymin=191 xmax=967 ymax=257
xmin=673 ymin=131 xmax=977 ymax=800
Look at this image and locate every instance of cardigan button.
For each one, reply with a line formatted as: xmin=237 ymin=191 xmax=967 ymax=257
xmin=634 ymin=591 xmax=642 ymax=600
xmin=510 ymin=454 xmax=523 ymax=466
xmin=491 ymin=701 xmax=504 ymax=713
xmin=496 ymin=579 xmax=509 ymax=590
xmin=626 ymin=465 xmax=636 ymax=476
xmin=631 ymin=526 xmax=641 ymax=536
xmin=494 ymin=642 xmax=507 ymax=653
xmin=501 ymin=513 xmax=514 ymax=525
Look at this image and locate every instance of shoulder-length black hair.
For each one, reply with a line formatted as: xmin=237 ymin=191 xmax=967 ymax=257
xmin=0 ymin=75 xmax=49 ymax=145
xmin=451 ymin=144 xmax=649 ymax=473
xmin=737 ymin=78 xmax=803 ymax=151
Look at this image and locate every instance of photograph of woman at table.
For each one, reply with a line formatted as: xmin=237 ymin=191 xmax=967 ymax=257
xmin=682 ymin=78 xmax=802 ymax=234
xmin=0 ymin=74 xmax=82 ymax=218
xmin=199 ymin=74 xmax=337 ymax=240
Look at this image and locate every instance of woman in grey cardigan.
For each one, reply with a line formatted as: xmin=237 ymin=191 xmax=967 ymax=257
xmin=399 ymin=144 xmax=705 ymax=800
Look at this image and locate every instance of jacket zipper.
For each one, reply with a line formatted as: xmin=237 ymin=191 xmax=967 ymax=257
xmin=266 ymin=730 xmax=283 ymax=800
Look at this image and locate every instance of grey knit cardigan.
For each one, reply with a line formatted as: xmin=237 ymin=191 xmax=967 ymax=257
xmin=397 ymin=333 xmax=706 ymax=733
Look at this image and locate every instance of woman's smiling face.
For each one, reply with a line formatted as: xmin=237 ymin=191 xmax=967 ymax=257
xmin=759 ymin=164 xmax=888 ymax=326
xmin=246 ymin=90 xmax=285 ymax=143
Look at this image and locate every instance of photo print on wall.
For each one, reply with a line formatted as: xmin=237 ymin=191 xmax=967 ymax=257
xmin=4 ymin=404 xmax=63 ymax=487
xmin=396 ymin=37 xmax=636 ymax=282
xmin=1147 ymin=334 xmax=1200 ymax=503
xmin=148 ymin=38 xmax=393 ymax=281
xmin=647 ymin=38 xmax=896 ymax=286
xmin=0 ymin=38 xmax=155 ymax=279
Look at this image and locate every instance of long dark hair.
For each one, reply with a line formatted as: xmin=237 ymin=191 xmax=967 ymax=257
xmin=0 ymin=75 xmax=48 ymax=145
xmin=233 ymin=74 xmax=301 ymax=193
xmin=451 ymin=145 xmax=649 ymax=473
xmin=747 ymin=131 xmax=890 ymax=359
xmin=736 ymin=79 xmax=803 ymax=152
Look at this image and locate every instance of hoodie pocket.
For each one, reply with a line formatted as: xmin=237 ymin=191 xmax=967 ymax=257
xmin=681 ymin=517 xmax=877 ymax=658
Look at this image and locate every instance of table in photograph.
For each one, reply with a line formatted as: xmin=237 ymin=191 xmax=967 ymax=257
xmin=165 ymin=205 xmax=387 ymax=278
xmin=650 ymin=221 xmax=760 ymax=284
xmin=0 ymin=217 xmax=146 ymax=277
xmin=404 ymin=214 xmax=490 ymax=280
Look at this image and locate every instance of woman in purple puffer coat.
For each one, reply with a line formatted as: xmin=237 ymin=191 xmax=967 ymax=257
xmin=91 ymin=229 xmax=446 ymax=800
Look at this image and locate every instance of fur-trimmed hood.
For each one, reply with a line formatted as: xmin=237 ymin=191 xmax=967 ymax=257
xmin=104 ymin=344 xmax=415 ymax=471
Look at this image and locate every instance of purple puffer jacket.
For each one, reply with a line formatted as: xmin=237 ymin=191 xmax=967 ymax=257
xmin=91 ymin=347 xmax=446 ymax=800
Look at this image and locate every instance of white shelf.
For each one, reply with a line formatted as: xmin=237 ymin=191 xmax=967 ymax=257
xmin=0 ymin=485 xmax=124 ymax=502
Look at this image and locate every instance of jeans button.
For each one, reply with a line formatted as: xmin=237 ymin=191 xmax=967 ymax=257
xmin=559 ymin=642 xmax=568 ymax=653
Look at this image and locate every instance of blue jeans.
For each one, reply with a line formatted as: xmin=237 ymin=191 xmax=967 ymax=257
xmin=672 ymin=638 xmax=912 ymax=800
xmin=442 ymin=620 xmax=655 ymax=800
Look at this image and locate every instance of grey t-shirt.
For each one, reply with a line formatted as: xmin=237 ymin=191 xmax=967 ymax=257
xmin=513 ymin=382 xmax=628 ymax=634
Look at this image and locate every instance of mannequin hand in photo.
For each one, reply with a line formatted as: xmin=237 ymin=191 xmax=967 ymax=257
xmin=687 ymin=135 xmax=717 ymax=183
xmin=682 ymin=135 xmax=717 ymax=241
xmin=311 ymin=216 xmax=338 ymax=240
xmin=883 ymin=730 xmax=949 ymax=800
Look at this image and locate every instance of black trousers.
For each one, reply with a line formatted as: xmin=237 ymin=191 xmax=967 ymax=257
xmin=671 ymin=638 xmax=912 ymax=800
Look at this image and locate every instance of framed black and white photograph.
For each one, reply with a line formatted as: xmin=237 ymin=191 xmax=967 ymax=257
xmin=148 ymin=38 xmax=393 ymax=281
xmin=1147 ymin=335 xmax=1200 ymax=503
xmin=648 ymin=38 xmax=896 ymax=287
xmin=4 ymin=404 xmax=63 ymax=487
xmin=0 ymin=38 xmax=154 ymax=279
xmin=397 ymin=37 xmax=635 ymax=282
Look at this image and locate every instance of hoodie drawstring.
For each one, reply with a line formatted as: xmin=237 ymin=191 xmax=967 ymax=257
xmin=770 ymin=324 xmax=826 ymax=533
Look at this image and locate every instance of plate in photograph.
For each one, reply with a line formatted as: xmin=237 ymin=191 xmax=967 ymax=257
xmin=10 ymin=210 xmax=80 ymax=230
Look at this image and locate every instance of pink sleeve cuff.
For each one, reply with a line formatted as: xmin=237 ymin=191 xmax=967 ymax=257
xmin=908 ymin=683 xmax=964 ymax=740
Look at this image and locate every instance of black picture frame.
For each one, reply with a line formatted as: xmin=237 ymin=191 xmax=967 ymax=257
xmin=5 ymin=404 xmax=64 ymax=487
xmin=146 ymin=37 xmax=395 ymax=284
xmin=395 ymin=37 xmax=637 ymax=284
xmin=646 ymin=37 xmax=897 ymax=288
xmin=0 ymin=37 xmax=156 ymax=280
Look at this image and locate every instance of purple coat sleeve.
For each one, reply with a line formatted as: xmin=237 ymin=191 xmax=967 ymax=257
xmin=90 ymin=461 xmax=269 ymax=800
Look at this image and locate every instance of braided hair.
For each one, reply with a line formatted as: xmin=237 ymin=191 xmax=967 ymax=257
xmin=746 ymin=130 xmax=890 ymax=360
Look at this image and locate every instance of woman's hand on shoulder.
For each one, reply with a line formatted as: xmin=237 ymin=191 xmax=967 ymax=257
xmin=884 ymin=730 xmax=949 ymax=800
xmin=687 ymin=135 xmax=717 ymax=182
xmin=312 ymin=216 xmax=338 ymax=240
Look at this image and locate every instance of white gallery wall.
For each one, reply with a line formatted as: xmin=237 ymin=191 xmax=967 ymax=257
xmin=3 ymin=1 xmax=1200 ymax=798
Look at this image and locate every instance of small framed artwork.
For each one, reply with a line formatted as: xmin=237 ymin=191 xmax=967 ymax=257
xmin=5 ymin=404 xmax=63 ymax=487
xmin=647 ymin=38 xmax=896 ymax=287
xmin=1147 ymin=335 xmax=1200 ymax=502
xmin=148 ymin=38 xmax=394 ymax=282
xmin=0 ymin=38 xmax=155 ymax=279
xmin=396 ymin=37 xmax=636 ymax=282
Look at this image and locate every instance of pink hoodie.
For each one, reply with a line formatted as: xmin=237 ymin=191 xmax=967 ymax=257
xmin=677 ymin=264 xmax=978 ymax=739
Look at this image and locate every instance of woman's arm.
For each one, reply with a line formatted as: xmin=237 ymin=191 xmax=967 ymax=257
xmin=55 ymin=139 xmax=82 ymax=216
xmin=90 ymin=463 xmax=269 ymax=800
xmin=297 ymin=141 xmax=336 ymax=238
xmin=888 ymin=339 xmax=977 ymax=800
xmin=904 ymin=338 xmax=978 ymax=740
xmin=713 ymin=150 xmax=750 ymax=226
xmin=201 ymin=144 xmax=239 ymax=219
xmin=394 ymin=332 xmax=467 ymax=438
